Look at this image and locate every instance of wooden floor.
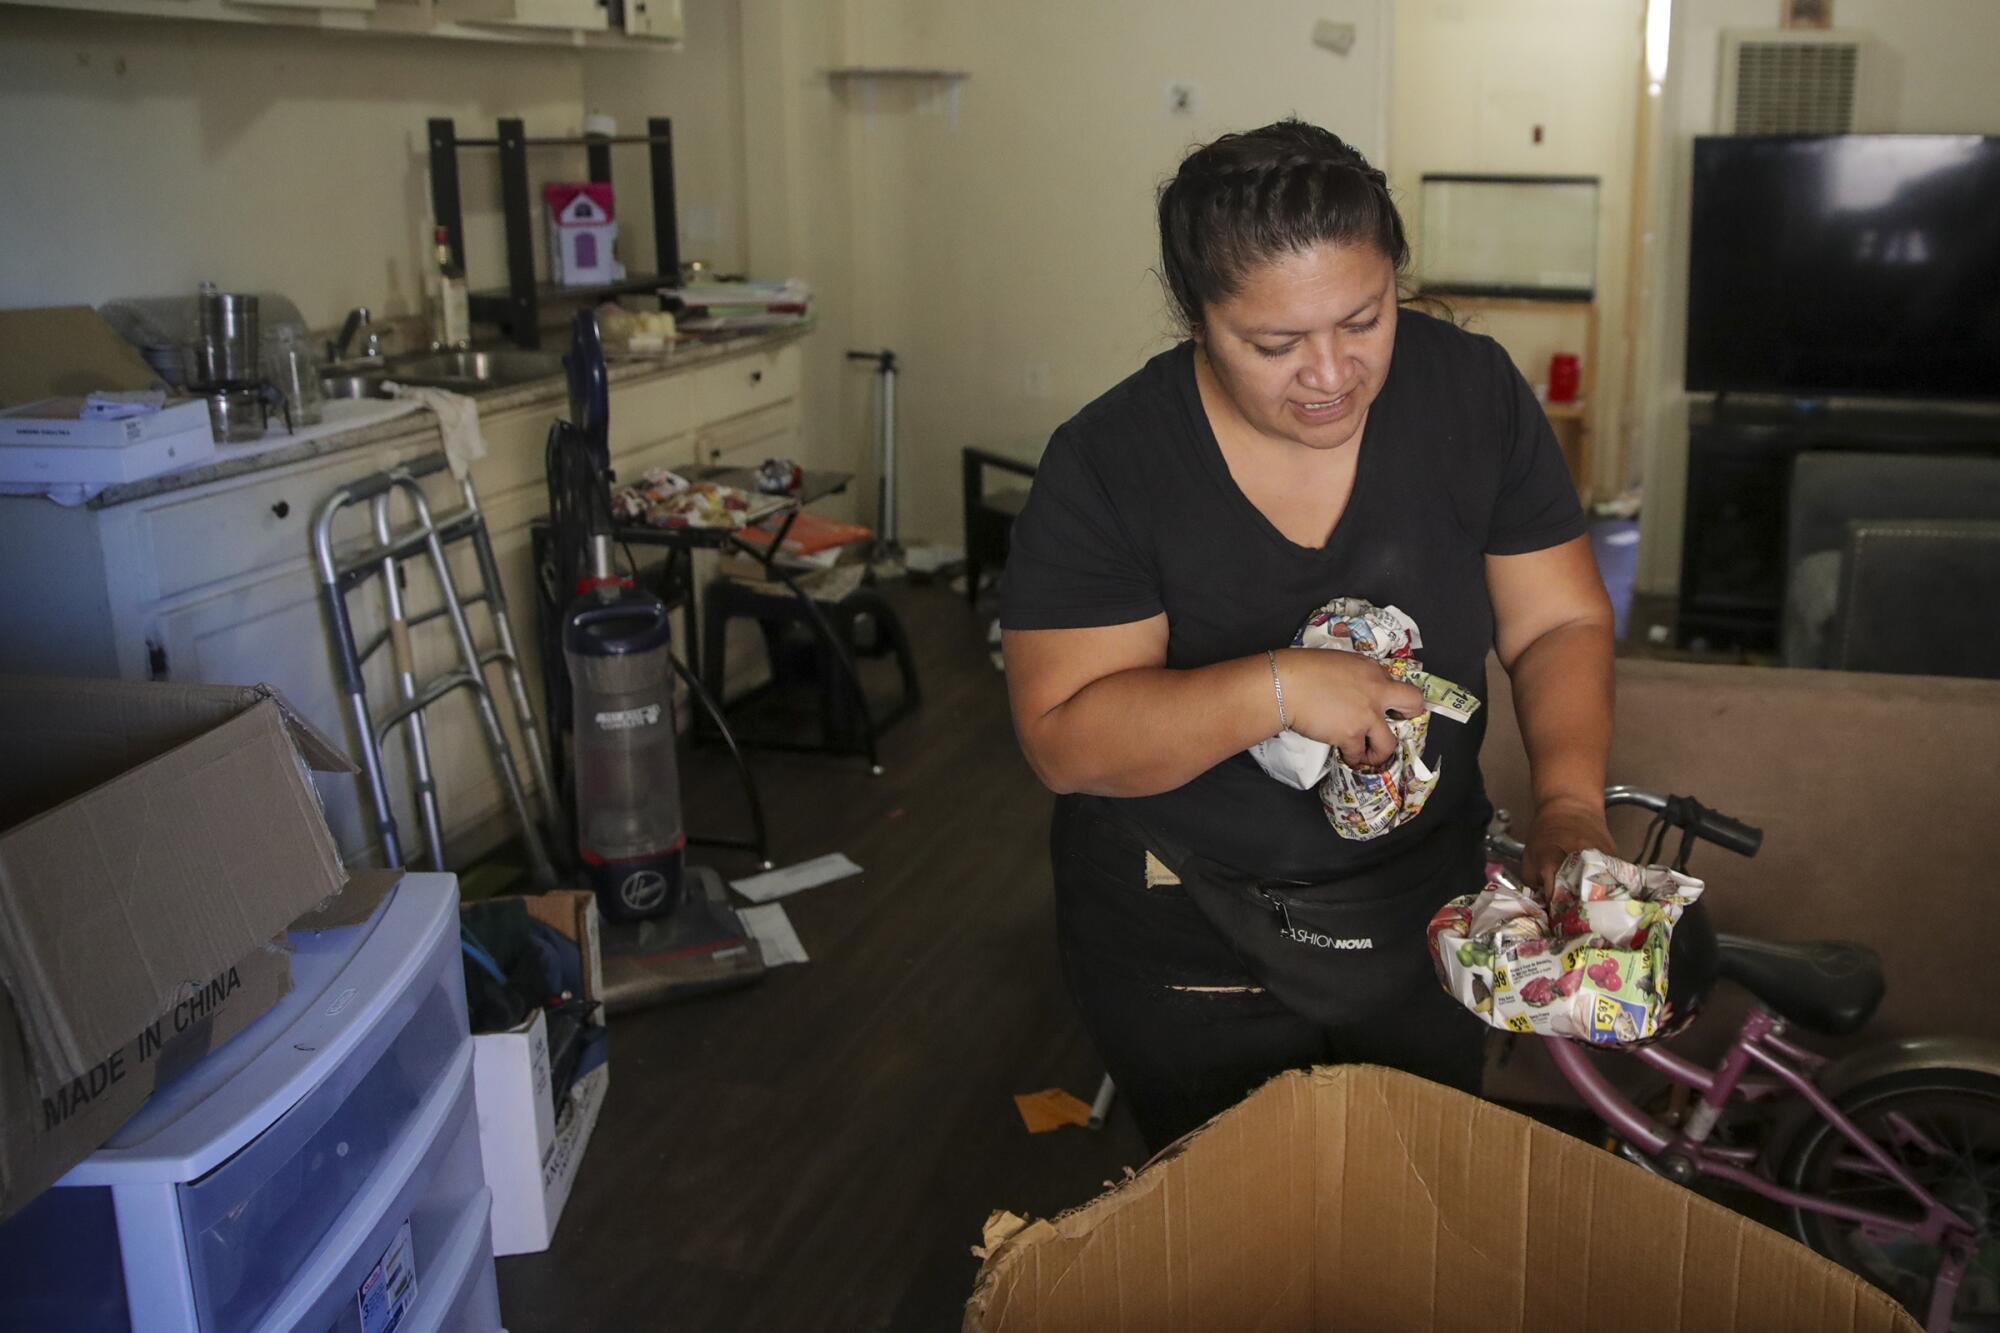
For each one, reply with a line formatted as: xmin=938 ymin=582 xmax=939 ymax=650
xmin=495 ymin=582 xmax=1149 ymax=1332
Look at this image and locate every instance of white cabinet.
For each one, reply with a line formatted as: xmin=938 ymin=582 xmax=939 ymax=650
xmin=435 ymin=0 xmax=607 ymax=33
xmin=695 ymin=402 xmax=800 ymax=469
xmin=618 ymin=0 xmax=680 ymax=41
xmin=0 ymin=0 xmax=679 ymax=42
xmin=148 ymin=569 xmax=407 ymax=858
xmin=0 ymin=335 xmax=805 ymax=865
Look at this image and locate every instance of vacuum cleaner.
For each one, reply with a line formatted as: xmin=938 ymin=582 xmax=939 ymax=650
xmin=545 ymin=312 xmax=764 ymax=1004
xmin=545 ymin=314 xmax=686 ymax=921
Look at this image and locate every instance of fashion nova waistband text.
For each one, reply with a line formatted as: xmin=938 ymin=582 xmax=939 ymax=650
xmin=1281 ymin=928 xmax=1374 ymax=950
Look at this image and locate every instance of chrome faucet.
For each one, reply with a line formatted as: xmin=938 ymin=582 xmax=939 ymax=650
xmin=328 ymin=306 xmax=386 ymax=363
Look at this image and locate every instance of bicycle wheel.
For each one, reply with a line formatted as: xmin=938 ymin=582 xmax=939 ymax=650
xmin=1784 ymin=1067 xmax=2000 ymax=1329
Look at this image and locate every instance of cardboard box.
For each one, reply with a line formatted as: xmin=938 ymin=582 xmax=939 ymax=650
xmin=0 ymin=677 xmax=362 ymax=1222
xmin=468 ymin=889 xmax=608 ymax=1256
xmin=967 ymin=1066 xmax=1922 ymax=1333
xmin=0 ymin=307 xmax=158 ymax=409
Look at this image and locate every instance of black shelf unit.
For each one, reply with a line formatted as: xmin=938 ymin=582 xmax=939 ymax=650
xmin=427 ymin=115 xmax=681 ymax=349
xmin=1676 ymin=397 xmax=2000 ymax=653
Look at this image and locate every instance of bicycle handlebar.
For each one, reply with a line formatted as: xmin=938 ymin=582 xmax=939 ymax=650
xmin=1489 ymin=787 xmax=1763 ymax=865
xmin=1607 ymin=787 xmax=1763 ymax=859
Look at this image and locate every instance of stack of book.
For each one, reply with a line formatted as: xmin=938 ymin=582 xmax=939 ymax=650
xmin=721 ymin=511 xmax=873 ymax=602
xmin=674 ymin=280 xmax=813 ymax=333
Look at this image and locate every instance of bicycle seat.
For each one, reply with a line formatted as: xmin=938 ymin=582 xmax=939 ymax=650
xmin=1713 ymin=934 xmax=1885 ymax=1036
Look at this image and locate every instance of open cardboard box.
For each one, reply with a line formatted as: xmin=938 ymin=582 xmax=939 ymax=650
xmin=0 ymin=677 xmax=388 ymax=1222
xmin=467 ymin=888 xmax=609 ymax=1256
xmin=968 ymin=1065 xmax=1920 ymax=1333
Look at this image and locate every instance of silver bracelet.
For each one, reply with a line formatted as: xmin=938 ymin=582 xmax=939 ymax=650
xmin=1266 ymin=649 xmax=1288 ymax=732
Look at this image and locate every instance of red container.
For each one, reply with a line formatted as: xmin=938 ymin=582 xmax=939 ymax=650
xmin=1548 ymin=353 xmax=1582 ymax=403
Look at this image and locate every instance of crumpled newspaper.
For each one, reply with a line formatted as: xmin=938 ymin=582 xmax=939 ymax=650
xmin=1427 ymin=850 xmax=1705 ymax=1045
xmin=1248 ymin=599 xmax=1480 ymax=840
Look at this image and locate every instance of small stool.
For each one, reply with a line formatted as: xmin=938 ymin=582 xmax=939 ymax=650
xmin=701 ymin=578 xmax=921 ymax=771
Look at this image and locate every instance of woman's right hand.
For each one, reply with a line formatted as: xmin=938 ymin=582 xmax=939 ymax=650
xmin=1275 ymin=649 xmax=1426 ymax=768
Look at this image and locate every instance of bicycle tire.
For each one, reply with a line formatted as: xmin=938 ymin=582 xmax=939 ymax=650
xmin=1782 ymin=1066 xmax=2000 ymax=1328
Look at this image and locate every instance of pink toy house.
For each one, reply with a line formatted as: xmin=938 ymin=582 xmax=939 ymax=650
xmin=543 ymin=182 xmax=624 ymax=287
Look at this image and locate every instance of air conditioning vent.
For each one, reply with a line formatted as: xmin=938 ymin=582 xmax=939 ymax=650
xmin=1718 ymin=30 xmax=1862 ymax=134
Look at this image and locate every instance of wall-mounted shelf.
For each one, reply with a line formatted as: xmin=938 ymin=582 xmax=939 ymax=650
xmin=428 ymin=117 xmax=681 ymax=349
xmin=465 ymin=275 xmax=672 ymax=329
xmin=823 ymin=68 xmax=970 ymax=81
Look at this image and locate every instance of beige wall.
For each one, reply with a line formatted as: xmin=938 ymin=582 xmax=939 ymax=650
xmin=0 ymin=4 xmax=750 ymax=338
xmin=1631 ymin=0 xmax=2000 ymax=595
xmin=1390 ymin=0 xmax=1643 ymax=500
xmin=732 ymin=0 xmax=872 ymax=499
xmin=583 ymin=0 xmax=750 ymax=280
xmin=0 ymin=9 xmax=582 ymax=326
xmin=806 ymin=0 xmax=1395 ymax=545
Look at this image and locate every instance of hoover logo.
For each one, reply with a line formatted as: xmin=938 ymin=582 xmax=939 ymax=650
xmin=621 ymin=869 xmax=669 ymax=913
xmin=595 ymin=704 xmax=662 ymax=731
xmin=1281 ymin=927 xmax=1374 ymax=950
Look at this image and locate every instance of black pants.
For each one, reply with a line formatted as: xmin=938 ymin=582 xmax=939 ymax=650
xmin=1052 ymin=796 xmax=1488 ymax=1154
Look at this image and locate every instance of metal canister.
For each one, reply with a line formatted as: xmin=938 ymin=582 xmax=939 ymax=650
xmin=197 ymin=286 xmax=260 ymax=383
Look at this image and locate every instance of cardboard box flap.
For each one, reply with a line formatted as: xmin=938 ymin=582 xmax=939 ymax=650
xmin=252 ymin=683 xmax=353 ymax=776
xmin=966 ymin=1065 xmax=1922 ymax=1333
xmin=0 ymin=685 xmax=348 ymax=1093
xmin=0 ymin=678 xmax=353 ymax=830
xmin=0 ymin=307 xmax=159 ymax=408
xmin=521 ymin=889 xmax=602 ymax=1007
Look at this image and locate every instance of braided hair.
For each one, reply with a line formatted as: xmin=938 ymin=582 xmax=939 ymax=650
xmin=1157 ymin=119 xmax=1408 ymax=334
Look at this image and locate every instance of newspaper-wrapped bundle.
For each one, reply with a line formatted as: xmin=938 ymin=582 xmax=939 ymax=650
xmin=1427 ymin=850 xmax=1705 ymax=1045
xmin=1247 ymin=599 xmax=1479 ymax=841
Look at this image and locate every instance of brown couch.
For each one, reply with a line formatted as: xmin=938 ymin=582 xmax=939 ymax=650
xmin=1479 ymin=657 xmax=2000 ymax=1101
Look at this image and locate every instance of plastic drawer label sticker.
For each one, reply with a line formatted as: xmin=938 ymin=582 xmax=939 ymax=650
xmin=357 ymin=1218 xmax=418 ymax=1333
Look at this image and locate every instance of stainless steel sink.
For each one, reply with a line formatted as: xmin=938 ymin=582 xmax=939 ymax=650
xmin=319 ymin=347 xmax=560 ymax=403
xmin=321 ymin=372 xmax=392 ymax=400
xmin=383 ymin=348 xmax=563 ymax=390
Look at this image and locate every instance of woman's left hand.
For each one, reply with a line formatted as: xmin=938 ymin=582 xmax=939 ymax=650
xmin=1521 ymin=795 xmax=1614 ymax=891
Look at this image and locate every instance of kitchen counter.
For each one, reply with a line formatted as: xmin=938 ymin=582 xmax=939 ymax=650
xmin=87 ymin=325 xmax=812 ymax=509
xmin=2 ymin=322 xmax=814 ymax=867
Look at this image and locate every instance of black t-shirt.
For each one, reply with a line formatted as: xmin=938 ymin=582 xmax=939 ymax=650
xmin=1000 ymin=307 xmax=1586 ymax=880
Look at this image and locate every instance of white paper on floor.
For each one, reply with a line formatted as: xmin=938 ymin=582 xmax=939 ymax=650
xmin=731 ymin=852 xmax=863 ymax=904
xmin=739 ymin=903 xmax=808 ymax=966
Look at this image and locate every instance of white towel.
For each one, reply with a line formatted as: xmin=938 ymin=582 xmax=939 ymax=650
xmin=383 ymin=383 xmax=488 ymax=479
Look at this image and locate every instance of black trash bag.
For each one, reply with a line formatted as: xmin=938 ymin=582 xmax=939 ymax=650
xmin=460 ymin=899 xmax=571 ymax=1032
xmin=460 ymin=898 xmax=602 ymax=1115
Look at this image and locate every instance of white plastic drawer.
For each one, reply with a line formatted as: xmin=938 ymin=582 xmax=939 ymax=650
xmin=381 ymin=1190 xmax=500 ymax=1333
xmin=179 ymin=974 xmax=469 ymax=1333
xmin=0 ymin=878 xmax=468 ymax=1333
xmin=274 ymin=1057 xmax=485 ymax=1333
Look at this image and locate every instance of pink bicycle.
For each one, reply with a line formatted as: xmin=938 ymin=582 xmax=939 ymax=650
xmin=1488 ymin=787 xmax=2000 ymax=1332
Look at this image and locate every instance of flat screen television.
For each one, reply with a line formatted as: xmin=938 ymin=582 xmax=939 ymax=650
xmin=1686 ymin=134 xmax=2000 ymax=400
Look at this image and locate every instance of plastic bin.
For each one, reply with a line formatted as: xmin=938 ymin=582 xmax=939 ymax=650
xmin=0 ymin=873 xmax=500 ymax=1333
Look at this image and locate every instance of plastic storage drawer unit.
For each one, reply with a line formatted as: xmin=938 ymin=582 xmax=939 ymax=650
xmin=0 ymin=873 xmax=501 ymax=1333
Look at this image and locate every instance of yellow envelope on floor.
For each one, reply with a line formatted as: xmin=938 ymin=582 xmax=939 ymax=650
xmin=1013 ymin=1088 xmax=1093 ymax=1133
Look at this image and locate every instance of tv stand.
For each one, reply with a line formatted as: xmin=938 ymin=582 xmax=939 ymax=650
xmin=1676 ymin=397 xmax=2000 ymax=653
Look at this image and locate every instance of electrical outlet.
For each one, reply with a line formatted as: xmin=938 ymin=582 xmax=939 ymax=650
xmin=1165 ymin=82 xmax=1199 ymax=117
xmin=1024 ymin=363 xmax=1053 ymax=399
